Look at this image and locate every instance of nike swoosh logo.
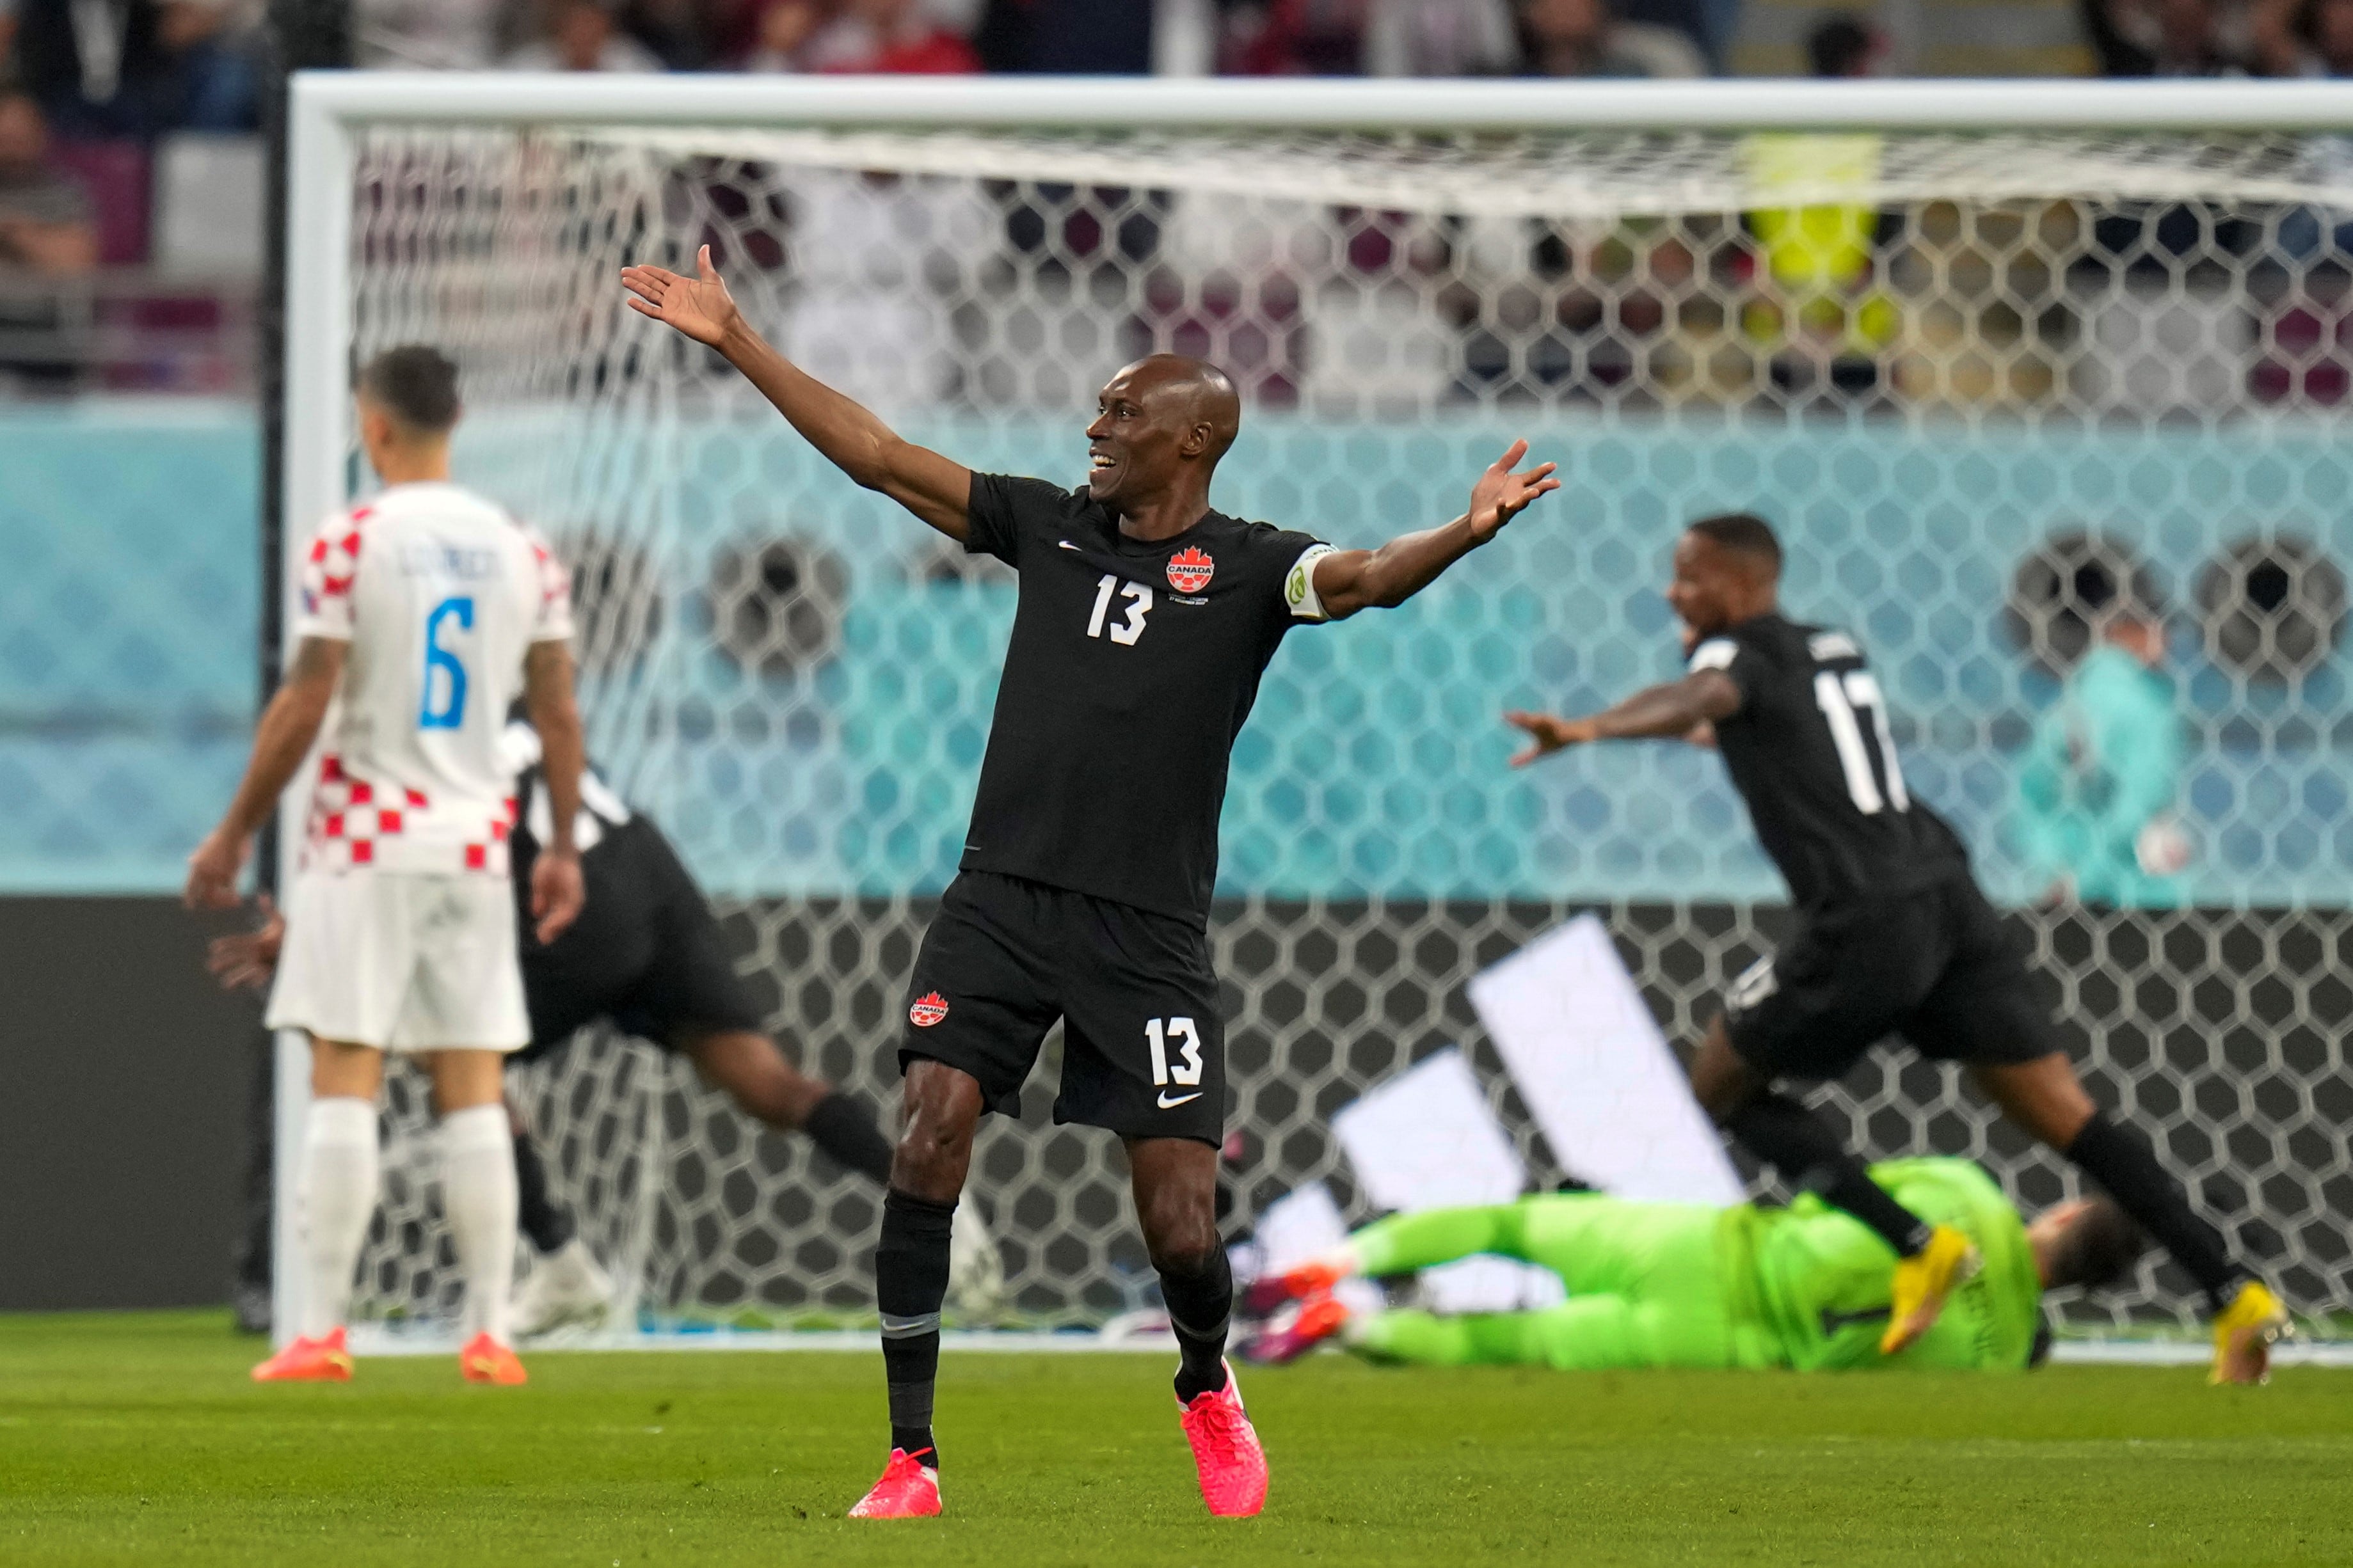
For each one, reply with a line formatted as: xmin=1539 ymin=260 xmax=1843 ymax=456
xmin=1156 ymin=1091 xmax=1202 ymax=1109
xmin=1058 ymin=539 xmax=1082 ymax=551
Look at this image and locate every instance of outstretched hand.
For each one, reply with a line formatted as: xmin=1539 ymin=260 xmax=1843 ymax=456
xmin=1504 ymin=710 xmax=1595 ymax=768
xmin=1467 ymin=440 xmax=1560 ymax=542
xmin=622 ymin=244 xmax=742 ymax=349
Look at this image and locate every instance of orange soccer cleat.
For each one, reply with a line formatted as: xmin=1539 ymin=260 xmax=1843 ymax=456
xmin=459 ymin=1332 xmax=528 ymax=1386
xmin=847 ymin=1448 xmax=943 ymax=1519
xmin=1178 ymin=1361 xmax=1268 ymax=1519
xmin=1241 ymin=1257 xmax=1349 ymax=1319
xmin=251 ymin=1327 xmax=353 ymax=1383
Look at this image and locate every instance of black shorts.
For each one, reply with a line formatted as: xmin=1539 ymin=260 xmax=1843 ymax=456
xmin=900 ymin=870 xmax=1225 ymax=1145
xmin=511 ymin=819 xmax=764 ymax=1066
xmin=1723 ymin=873 xmax=2055 ymax=1082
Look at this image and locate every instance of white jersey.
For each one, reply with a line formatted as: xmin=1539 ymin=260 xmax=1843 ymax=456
xmin=293 ymin=481 xmax=573 ymax=877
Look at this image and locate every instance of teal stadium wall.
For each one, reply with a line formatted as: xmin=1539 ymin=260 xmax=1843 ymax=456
xmin=6 ymin=402 xmax=2350 ymax=908
xmin=0 ymin=404 xmax=259 ymax=892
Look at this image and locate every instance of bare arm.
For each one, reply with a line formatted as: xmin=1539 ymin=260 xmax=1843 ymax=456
xmin=522 ymin=639 xmax=587 ymax=943
xmin=1308 ymin=440 xmax=1558 ymax=619
xmin=621 ymin=246 xmax=973 ymax=540
xmin=184 ymin=637 xmax=347 ymax=907
xmin=1504 ymin=670 xmax=1743 ymax=767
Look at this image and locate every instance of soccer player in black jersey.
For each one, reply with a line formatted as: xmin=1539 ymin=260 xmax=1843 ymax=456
xmin=1504 ymin=512 xmax=2288 ymax=1385
xmin=623 ymin=246 xmax=1558 ymax=1519
xmin=206 ymin=721 xmax=1000 ymax=1336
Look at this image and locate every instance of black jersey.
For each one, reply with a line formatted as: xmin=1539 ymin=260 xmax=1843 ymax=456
xmin=501 ymin=720 xmax=765 ymax=1054
xmin=501 ymin=718 xmax=634 ymax=866
xmin=959 ymin=473 xmax=1333 ymax=924
xmin=1691 ymin=612 xmax=1967 ymax=912
xmin=503 ymin=718 xmax=664 ymax=949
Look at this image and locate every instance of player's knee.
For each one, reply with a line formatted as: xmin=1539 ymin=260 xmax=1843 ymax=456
xmin=890 ymin=1080 xmax=978 ymax=1198
xmin=891 ymin=1114 xmax=966 ymax=1184
xmin=1138 ymin=1191 xmax=1218 ymax=1276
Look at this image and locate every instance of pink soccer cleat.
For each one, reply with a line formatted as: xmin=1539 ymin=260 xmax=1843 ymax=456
xmin=1240 ymin=1292 xmax=1350 ymax=1366
xmin=251 ymin=1327 xmax=353 ymax=1383
xmin=1178 ymin=1361 xmax=1268 ymax=1518
xmin=847 ymin=1448 xmax=941 ymax=1519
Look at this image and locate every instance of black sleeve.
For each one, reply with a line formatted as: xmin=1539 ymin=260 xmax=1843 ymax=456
xmin=964 ymin=473 xmax=1069 ymax=569
xmin=1260 ymin=525 xmax=1335 ymax=630
xmin=1685 ymin=624 xmax=1767 ymax=713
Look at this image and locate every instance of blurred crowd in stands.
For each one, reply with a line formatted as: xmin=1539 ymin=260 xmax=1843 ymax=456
xmin=8 ymin=0 xmax=2353 ymax=397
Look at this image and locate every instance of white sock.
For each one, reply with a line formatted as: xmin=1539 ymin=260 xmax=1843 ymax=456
xmin=299 ymin=1097 xmax=380 ymax=1341
xmin=439 ymin=1104 xmax=519 ymax=1346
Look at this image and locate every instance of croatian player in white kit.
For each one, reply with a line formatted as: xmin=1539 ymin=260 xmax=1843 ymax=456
xmin=186 ymin=345 xmax=587 ymax=1386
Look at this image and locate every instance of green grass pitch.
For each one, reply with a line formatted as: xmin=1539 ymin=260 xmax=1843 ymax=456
xmin=6 ymin=1313 xmax=2349 ymax=1567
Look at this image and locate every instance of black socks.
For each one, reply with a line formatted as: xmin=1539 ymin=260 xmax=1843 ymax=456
xmin=512 ymin=1127 xmax=576 ymax=1255
xmin=876 ymin=1187 xmax=956 ymax=1466
xmin=1160 ymin=1245 xmax=1236 ymax=1405
xmin=1728 ymin=1091 xmax=1933 ymax=1258
xmin=2064 ymin=1114 xmax=2240 ymax=1310
xmin=804 ymin=1092 xmax=897 ymax=1186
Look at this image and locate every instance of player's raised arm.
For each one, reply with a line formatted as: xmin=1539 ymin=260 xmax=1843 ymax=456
xmin=1303 ymin=440 xmax=1558 ymax=621
xmin=621 ymin=245 xmax=973 ymax=541
xmin=184 ymin=636 xmax=349 ymax=908
xmin=1504 ymin=670 xmax=1743 ymax=768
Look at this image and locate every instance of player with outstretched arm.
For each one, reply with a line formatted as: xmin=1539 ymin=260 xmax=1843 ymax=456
xmin=623 ymin=245 xmax=1558 ymax=1519
xmin=186 ymin=346 xmax=585 ymax=1386
xmin=1502 ymin=512 xmax=2286 ymax=1384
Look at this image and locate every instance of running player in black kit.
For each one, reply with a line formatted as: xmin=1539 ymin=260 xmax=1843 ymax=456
xmin=1504 ymin=513 xmax=2287 ymax=1385
xmin=623 ymin=246 xmax=1558 ymax=1519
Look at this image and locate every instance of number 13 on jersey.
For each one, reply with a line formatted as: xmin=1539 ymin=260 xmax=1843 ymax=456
xmin=1087 ymin=573 xmax=1153 ymax=645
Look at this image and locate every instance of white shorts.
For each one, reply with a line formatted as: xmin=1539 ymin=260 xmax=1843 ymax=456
xmin=265 ymin=871 xmax=529 ymax=1052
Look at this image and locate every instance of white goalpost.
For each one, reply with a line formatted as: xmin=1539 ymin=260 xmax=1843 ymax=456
xmin=278 ymin=74 xmax=2353 ymax=1352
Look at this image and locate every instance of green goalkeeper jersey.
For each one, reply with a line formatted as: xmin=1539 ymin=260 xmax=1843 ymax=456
xmin=1735 ymin=1157 xmax=2041 ymax=1372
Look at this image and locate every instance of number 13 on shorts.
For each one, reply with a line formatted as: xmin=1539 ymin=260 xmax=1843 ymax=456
xmin=1145 ymin=1017 xmax=1204 ymax=1088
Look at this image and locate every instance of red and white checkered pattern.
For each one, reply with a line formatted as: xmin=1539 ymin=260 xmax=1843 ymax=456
xmin=298 ymin=505 xmax=371 ymax=635
xmin=286 ymin=482 xmax=571 ymax=878
xmin=303 ymin=756 xmax=519 ymax=876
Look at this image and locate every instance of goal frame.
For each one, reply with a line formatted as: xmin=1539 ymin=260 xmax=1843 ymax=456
xmin=274 ymin=72 xmax=2353 ymax=1346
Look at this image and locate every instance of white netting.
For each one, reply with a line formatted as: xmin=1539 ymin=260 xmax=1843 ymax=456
xmin=340 ymin=118 xmax=2353 ymax=1335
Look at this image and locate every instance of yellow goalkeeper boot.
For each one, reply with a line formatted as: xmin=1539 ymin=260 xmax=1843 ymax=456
xmin=1879 ymin=1224 xmax=1981 ymax=1355
xmin=2210 ymin=1279 xmax=2290 ymax=1386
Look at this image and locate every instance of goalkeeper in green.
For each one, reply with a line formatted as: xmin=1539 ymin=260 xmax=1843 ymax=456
xmin=1240 ymin=1160 xmax=2142 ymax=1373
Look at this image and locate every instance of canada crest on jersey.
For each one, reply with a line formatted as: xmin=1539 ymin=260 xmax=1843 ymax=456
xmin=1167 ymin=546 xmax=1215 ymax=594
xmin=909 ymin=992 xmax=949 ymax=1028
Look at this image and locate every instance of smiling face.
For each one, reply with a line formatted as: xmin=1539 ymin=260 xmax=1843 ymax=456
xmin=1665 ymin=531 xmax=1772 ymax=642
xmin=1083 ymin=355 xmax=1239 ymax=512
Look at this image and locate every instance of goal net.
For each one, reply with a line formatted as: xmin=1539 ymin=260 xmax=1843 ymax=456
xmin=311 ymin=84 xmax=2353 ymax=1341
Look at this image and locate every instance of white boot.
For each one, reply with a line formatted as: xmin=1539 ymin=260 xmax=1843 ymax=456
xmin=511 ymin=1237 xmax=616 ymax=1340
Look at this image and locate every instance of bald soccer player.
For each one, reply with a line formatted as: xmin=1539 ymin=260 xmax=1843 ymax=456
xmin=623 ymin=246 xmax=1559 ymax=1520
